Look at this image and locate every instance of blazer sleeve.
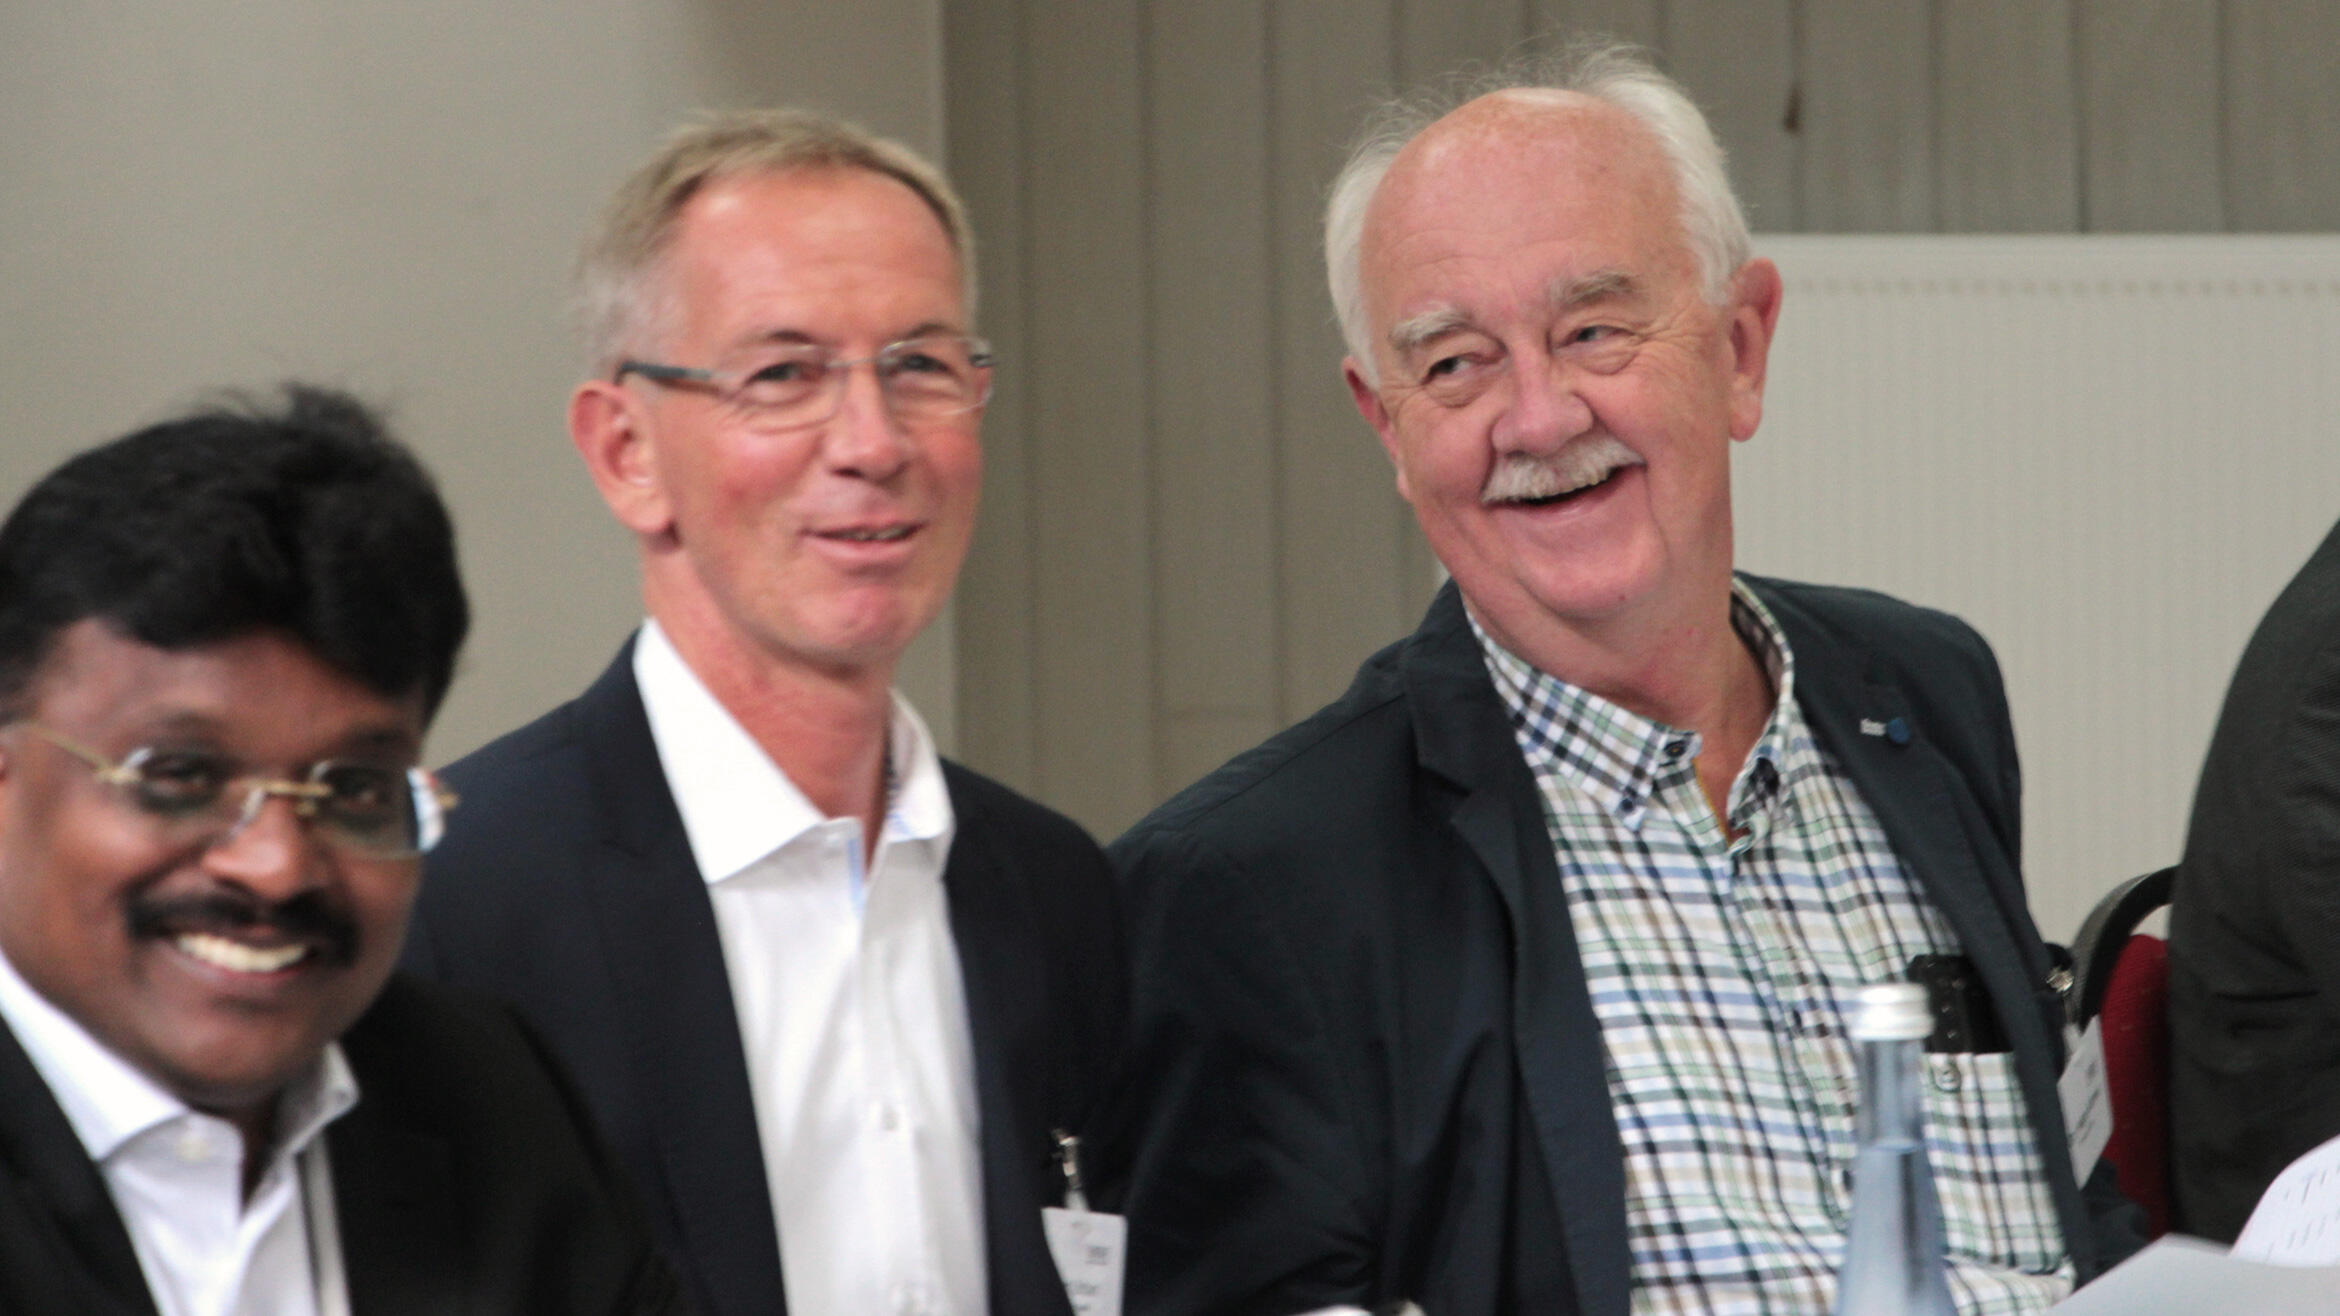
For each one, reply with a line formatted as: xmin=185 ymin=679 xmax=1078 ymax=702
xmin=1102 ymin=823 xmax=1384 ymax=1316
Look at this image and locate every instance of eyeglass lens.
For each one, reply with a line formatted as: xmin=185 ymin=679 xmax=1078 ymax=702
xmin=119 ymin=750 xmax=438 ymax=857
xmin=720 ymin=335 xmax=990 ymax=426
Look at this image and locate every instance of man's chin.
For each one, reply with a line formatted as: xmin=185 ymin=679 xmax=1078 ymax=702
xmin=111 ymin=975 xmax=375 ymax=1120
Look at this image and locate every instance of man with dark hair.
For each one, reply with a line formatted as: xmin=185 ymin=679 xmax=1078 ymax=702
xmin=0 ymin=386 xmax=681 ymax=1314
xmin=404 ymin=111 xmax=1121 ymax=1316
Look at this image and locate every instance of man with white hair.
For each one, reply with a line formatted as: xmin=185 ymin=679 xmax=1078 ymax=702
xmin=1108 ymin=45 xmax=2138 ymax=1315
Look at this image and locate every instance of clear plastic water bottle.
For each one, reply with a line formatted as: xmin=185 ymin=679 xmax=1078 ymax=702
xmin=1831 ymin=981 xmax=1957 ymax=1316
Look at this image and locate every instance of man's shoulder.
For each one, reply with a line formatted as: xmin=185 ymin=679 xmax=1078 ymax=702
xmin=440 ymin=663 xmax=628 ymax=801
xmin=1746 ymin=574 xmax=2005 ymax=715
xmin=1114 ymin=629 xmax=1422 ymax=869
xmin=425 ymin=648 xmax=650 ymax=878
xmin=340 ymin=974 xmax=566 ymax=1091
xmin=1746 ymin=574 xmax=1994 ymax=663
xmin=941 ymin=757 xmax=1105 ymax=858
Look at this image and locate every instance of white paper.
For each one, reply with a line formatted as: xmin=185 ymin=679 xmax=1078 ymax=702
xmin=2234 ymin=1130 xmax=2340 ymax=1265
xmin=1042 ymin=1206 xmax=1126 ymax=1316
xmin=2046 ymin=1235 xmax=2340 ymax=1314
xmin=2059 ymin=1017 xmax=2111 ymax=1184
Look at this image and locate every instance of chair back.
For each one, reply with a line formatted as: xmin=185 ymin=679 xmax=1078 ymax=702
xmin=2070 ymin=866 xmax=2176 ymax=1238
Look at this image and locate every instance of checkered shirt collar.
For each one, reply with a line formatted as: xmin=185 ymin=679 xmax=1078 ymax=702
xmin=1471 ymin=578 xmax=1798 ymax=826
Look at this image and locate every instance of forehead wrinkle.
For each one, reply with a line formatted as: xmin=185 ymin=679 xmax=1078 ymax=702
xmin=1549 ymin=268 xmax=1638 ymax=312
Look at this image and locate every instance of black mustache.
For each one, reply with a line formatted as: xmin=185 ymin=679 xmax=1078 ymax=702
xmin=125 ymin=889 xmax=359 ymax=967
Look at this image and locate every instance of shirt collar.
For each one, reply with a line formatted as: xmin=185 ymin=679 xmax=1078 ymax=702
xmin=1472 ymin=577 xmax=1801 ymax=827
xmin=633 ymin=619 xmax=954 ymax=887
xmin=0 ymin=942 xmax=357 ymax=1166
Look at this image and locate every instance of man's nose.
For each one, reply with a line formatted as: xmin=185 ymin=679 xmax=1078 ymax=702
xmin=823 ymin=362 xmax=915 ymax=479
xmin=200 ymin=792 xmax=328 ymax=900
xmin=1490 ymin=352 xmax=1594 ymax=454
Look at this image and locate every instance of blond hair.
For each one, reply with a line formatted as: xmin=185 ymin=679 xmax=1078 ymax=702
xmin=575 ymin=109 xmax=974 ymax=374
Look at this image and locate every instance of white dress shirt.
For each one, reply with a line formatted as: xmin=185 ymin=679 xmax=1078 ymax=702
xmin=0 ymin=947 xmax=355 ymax=1316
xmin=634 ymin=620 xmax=987 ymax=1316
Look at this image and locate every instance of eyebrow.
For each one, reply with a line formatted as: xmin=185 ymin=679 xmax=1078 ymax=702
xmin=1385 ymin=307 xmax=1474 ymax=359
xmin=1384 ymin=270 xmax=1642 ymax=360
xmin=734 ymin=320 xmax=967 ymax=353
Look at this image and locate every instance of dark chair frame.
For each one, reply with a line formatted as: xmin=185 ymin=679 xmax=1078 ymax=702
xmin=2071 ymin=865 xmax=2175 ymax=1025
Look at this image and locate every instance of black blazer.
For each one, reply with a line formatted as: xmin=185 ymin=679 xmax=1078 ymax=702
xmin=1106 ymin=578 xmax=2139 ymax=1316
xmin=403 ymin=643 xmax=1123 ymax=1316
xmin=2169 ymin=514 xmax=2340 ymax=1240
xmin=0 ymin=976 xmax=681 ymax=1315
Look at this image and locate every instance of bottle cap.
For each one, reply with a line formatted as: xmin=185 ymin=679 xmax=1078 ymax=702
xmin=1847 ymin=982 xmax=1933 ymax=1041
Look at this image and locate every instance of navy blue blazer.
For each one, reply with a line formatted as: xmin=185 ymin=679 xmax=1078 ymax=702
xmin=0 ymin=976 xmax=682 ymax=1315
xmin=403 ymin=643 xmax=1123 ymax=1316
xmin=1106 ymin=578 xmax=2139 ymax=1315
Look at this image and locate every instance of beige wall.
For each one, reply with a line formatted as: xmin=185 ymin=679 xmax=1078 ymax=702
xmin=0 ymin=0 xmax=948 ymax=763
xmin=13 ymin=2 xmax=2340 ymax=944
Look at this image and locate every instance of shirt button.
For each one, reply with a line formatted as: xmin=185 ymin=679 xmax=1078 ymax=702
xmin=174 ymin=1129 xmax=211 ymax=1163
xmin=879 ymin=1105 xmax=902 ymax=1132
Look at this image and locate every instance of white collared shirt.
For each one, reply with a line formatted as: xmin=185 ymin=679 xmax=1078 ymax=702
xmin=0 ymin=947 xmax=356 ymax=1316
xmin=634 ymin=620 xmax=986 ymax=1316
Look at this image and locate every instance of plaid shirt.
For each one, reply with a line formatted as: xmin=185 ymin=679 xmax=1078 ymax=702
xmin=1475 ymin=583 xmax=2071 ymax=1314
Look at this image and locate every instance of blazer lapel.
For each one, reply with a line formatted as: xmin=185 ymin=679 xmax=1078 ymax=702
xmin=938 ymin=776 xmax=1074 ymax=1316
xmin=1404 ymin=587 xmax=1632 ymax=1316
xmin=1779 ymin=609 xmax=2053 ymax=1036
xmin=0 ymin=1019 xmax=157 ymax=1316
xmin=1774 ymin=594 xmax=2096 ymax=1275
xmin=572 ymin=652 xmax=790 ymax=1316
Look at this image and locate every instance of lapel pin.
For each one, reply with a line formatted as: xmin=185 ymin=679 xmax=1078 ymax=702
xmin=1859 ymin=717 xmax=1913 ymax=745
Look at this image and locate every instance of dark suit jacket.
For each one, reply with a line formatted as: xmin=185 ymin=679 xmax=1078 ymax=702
xmin=1106 ymin=577 xmax=2139 ymax=1316
xmin=403 ymin=643 xmax=1123 ymax=1316
xmin=2169 ymin=515 xmax=2340 ymax=1240
xmin=0 ymin=975 xmax=681 ymax=1315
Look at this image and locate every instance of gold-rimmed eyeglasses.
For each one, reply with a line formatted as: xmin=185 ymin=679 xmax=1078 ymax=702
xmin=14 ymin=723 xmax=457 ymax=859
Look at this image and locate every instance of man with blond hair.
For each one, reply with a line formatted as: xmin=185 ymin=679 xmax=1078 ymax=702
xmin=1108 ymin=45 xmax=2138 ymax=1315
xmin=404 ymin=111 xmax=1122 ymax=1316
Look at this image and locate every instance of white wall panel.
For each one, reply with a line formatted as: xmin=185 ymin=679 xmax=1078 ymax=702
xmin=1748 ymin=235 xmax=2340 ymax=941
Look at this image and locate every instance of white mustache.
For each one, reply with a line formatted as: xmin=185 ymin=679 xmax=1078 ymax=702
xmin=1480 ymin=436 xmax=1644 ymax=504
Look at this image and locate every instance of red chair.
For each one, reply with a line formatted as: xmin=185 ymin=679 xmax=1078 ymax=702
xmin=2070 ymin=866 xmax=2176 ymax=1238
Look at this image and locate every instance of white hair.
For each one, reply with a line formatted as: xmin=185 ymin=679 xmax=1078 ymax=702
xmin=1324 ymin=42 xmax=1751 ymax=384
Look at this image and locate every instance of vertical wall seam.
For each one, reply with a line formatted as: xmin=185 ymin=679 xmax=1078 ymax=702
xmin=1263 ymin=1 xmax=1289 ymax=727
xmin=2071 ymin=0 xmax=2091 ymax=232
xmin=2214 ymin=0 xmax=2233 ymax=231
xmin=1136 ymin=0 xmax=1162 ymax=800
xmin=1786 ymin=0 xmax=1805 ymax=233
xmin=1011 ymin=0 xmax=1042 ymax=787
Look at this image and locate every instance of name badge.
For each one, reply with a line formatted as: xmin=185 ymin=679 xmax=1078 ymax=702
xmin=1043 ymin=1205 xmax=1126 ymax=1316
xmin=2059 ymin=1016 xmax=2111 ymax=1183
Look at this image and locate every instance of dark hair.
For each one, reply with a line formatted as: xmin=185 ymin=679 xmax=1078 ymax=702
xmin=0 ymin=384 xmax=469 ymax=718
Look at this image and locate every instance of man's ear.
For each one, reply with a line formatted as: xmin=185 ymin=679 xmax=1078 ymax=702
xmin=1345 ymin=356 xmax=1413 ymax=503
xmin=1724 ymin=257 xmax=1785 ymax=443
xmin=569 ymin=381 xmax=674 ymax=538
